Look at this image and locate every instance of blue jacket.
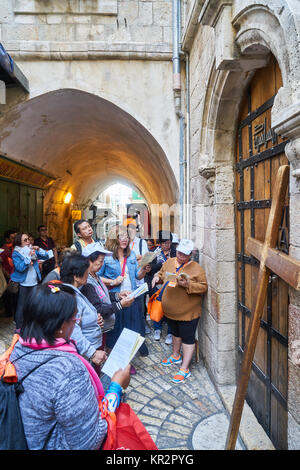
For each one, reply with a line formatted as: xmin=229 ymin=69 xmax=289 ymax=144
xmin=98 ymin=251 xmax=141 ymax=292
xmin=11 ymin=247 xmax=49 ymax=283
xmin=63 ymin=284 xmax=103 ymax=360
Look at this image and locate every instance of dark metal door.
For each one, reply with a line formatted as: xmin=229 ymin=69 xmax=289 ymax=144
xmin=0 ymin=179 xmax=44 ymax=239
xmin=235 ymin=56 xmax=288 ymax=449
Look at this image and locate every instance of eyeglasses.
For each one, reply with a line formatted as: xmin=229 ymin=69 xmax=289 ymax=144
xmin=23 ymin=238 xmax=29 ymax=242
xmin=72 ymin=314 xmax=81 ymax=324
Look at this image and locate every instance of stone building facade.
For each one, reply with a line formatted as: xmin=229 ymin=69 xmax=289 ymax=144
xmin=0 ymin=0 xmax=181 ymax=244
xmin=182 ymin=0 xmax=300 ymax=450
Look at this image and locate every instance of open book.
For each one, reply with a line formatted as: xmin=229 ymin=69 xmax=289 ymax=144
xmin=138 ymin=247 xmax=161 ymax=268
xmin=101 ymin=328 xmax=145 ymax=378
xmin=128 ymin=282 xmax=148 ymax=299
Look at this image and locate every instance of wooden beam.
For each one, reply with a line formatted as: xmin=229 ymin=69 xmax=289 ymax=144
xmin=247 ymin=237 xmax=300 ymax=290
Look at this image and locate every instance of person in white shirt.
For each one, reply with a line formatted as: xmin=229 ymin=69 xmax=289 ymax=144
xmin=125 ymin=218 xmax=150 ymax=333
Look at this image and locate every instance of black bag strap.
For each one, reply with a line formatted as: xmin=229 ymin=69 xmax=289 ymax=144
xmin=0 ymin=348 xmax=38 ymax=381
xmin=139 ymin=238 xmax=143 ymax=255
xmin=17 ymin=355 xmax=58 ymax=386
xmin=15 ymin=354 xmax=60 ymax=450
xmin=74 ymin=240 xmax=82 ymax=254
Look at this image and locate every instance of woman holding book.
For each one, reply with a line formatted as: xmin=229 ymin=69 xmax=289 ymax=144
xmin=99 ymin=225 xmax=151 ymax=372
xmin=59 ymin=253 xmax=107 ymax=374
xmin=10 ymin=283 xmax=131 ymax=450
xmin=11 ymin=232 xmax=50 ymax=330
xmin=152 ymin=239 xmax=207 ymax=384
xmin=80 ymin=244 xmax=135 ymax=351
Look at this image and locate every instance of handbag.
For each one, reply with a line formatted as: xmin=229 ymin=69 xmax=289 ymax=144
xmin=0 ymin=267 xmax=7 ymax=298
xmin=100 ymin=399 xmax=158 ymax=450
xmin=147 ymin=288 xmax=164 ymax=322
xmin=6 ymin=280 xmax=19 ymax=294
xmin=148 ymin=261 xmax=188 ymax=323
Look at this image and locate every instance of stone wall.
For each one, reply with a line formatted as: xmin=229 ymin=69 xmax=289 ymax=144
xmin=0 ymin=0 xmax=173 ymax=58
xmin=0 ymin=0 xmax=181 ymax=224
xmin=186 ymin=19 xmax=237 ymax=386
xmin=183 ymin=0 xmax=300 ymax=449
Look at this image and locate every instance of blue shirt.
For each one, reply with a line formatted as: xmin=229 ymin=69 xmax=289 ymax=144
xmin=98 ymin=251 xmax=141 ymax=292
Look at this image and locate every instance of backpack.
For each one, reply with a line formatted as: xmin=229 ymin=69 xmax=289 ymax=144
xmin=74 ymin=240 xmax=82 ymax=254
xmin=0 ymin=352 xmax=57 ymax=450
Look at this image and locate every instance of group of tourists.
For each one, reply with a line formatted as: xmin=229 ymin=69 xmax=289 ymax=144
xmin=0 ymin=217 xmax=207 ymax=450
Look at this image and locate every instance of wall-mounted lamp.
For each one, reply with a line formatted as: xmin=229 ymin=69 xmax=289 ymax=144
xmin=64 ymin=192 xmax=72 ymax=204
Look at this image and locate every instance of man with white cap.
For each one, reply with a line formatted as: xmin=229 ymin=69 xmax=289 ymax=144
xmin=152 ymin=239 xmax=207 ymax=384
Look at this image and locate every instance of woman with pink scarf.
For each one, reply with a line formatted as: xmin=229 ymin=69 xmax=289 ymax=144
xmin=10 ymin=283 xmax=130 ymax=450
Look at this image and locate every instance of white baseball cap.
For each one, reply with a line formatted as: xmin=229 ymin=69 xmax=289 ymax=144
xmin=176 ymin=239 xmax=194 ymax=255
xmin=171 ymin=233 xmax=180 ymax=244
xmin=82 ymin=242 xmax=112 ymax=257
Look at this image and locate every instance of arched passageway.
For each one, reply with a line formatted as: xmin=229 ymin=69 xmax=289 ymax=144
xmin=0 ymin=89 xmax=178 ymax=244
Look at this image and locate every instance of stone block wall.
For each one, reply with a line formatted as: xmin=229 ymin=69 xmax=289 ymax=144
xmin=287 ymin=176 xmax=300 ymax=450
xmin=187 ymin=20 xmax=238 ymax=386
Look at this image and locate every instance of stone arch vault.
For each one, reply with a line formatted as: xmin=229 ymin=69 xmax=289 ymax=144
xmin=0 ymin=88 xmax=178 ymax=243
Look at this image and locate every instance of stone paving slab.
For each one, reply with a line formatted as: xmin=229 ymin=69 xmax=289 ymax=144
xmin=120 ymin=323 xmax=247 ymax=451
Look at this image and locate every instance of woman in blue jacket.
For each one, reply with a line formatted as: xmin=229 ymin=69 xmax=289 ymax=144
xmin=99 ymin=225 xmax=151 ymax=372
xmin=11 ymin=232 xmax=50 ymax=330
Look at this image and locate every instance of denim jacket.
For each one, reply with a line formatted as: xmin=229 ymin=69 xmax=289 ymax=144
xmin=98 ymin=251 xmax=141 ymax=292
xmin=11 ymin=247 xmax=49 ymax=283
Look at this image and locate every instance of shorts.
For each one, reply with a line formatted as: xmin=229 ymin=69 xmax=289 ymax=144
xmin=165 ymin=317 xmax=199 ymax=345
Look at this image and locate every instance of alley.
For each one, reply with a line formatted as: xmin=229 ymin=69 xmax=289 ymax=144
xmin=1 ymin=0 xmax=299 ymax=451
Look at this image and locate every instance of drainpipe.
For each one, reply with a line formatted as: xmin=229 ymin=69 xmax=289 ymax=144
xmin=185 ymin=51 xmax=191 ymax=239
xmin=172 ymin=0 xmax=186 ymax=237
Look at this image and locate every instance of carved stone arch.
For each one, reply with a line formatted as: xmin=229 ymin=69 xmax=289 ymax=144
xmin=233 ymin=2 xmax=300 ymax=91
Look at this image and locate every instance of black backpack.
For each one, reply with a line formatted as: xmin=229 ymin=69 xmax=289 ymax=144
xmin=74 ymin=240 xmax=82 ymax=254
xmin=0 ymin=353 xmax=57 ymax=450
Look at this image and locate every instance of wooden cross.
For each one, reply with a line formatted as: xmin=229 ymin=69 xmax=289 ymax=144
xmin=225 ymin=165 xmax=300 ymax=450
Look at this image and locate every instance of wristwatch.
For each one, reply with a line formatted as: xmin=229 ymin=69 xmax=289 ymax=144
xmin=110 ymin=280 xmax=114 ymax=287
xmin=90 ymin=351 xmax=96 ymax=361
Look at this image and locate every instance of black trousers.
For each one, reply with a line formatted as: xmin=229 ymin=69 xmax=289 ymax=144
xmin=15 ymin=285 xmax=35 ymax=330
xmin=2 ymin=289 xmax=18 ymax=318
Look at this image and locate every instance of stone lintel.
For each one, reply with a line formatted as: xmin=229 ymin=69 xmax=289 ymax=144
xmin=5 ymin=41 xmax=173 ymax=61
xmin=198 ymin=2 xmax=268 ymax=72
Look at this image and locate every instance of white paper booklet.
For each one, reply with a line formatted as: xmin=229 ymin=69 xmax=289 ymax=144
xmin=101 ymin=328 xmax=145 ymax=378
xmin=128 ymin=282 xmax=148 ymax=299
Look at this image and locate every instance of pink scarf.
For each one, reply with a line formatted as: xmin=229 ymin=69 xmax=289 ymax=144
xmin=18 ymin=337 xmax=104 ymax=399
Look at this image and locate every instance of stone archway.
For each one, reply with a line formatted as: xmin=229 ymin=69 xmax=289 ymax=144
xmin=0 ymin=88 xmax=178 ymax=245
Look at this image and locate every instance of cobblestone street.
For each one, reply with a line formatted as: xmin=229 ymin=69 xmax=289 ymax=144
xmin=117 ymin=323 xmax=245 ymax=450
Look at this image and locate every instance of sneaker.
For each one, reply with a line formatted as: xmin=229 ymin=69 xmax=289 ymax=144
xmin=154 ymin=330 xmax=161 ymax=341
xmin=171 ymin=368 xmax=191 ymax=384
xmin=145 ymin=324 xmax=151 ymax=334
xmin=161 ymin=354 xmax=182 ymax=367
xmin=165 ymin=334 xmax=172 ymax=345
